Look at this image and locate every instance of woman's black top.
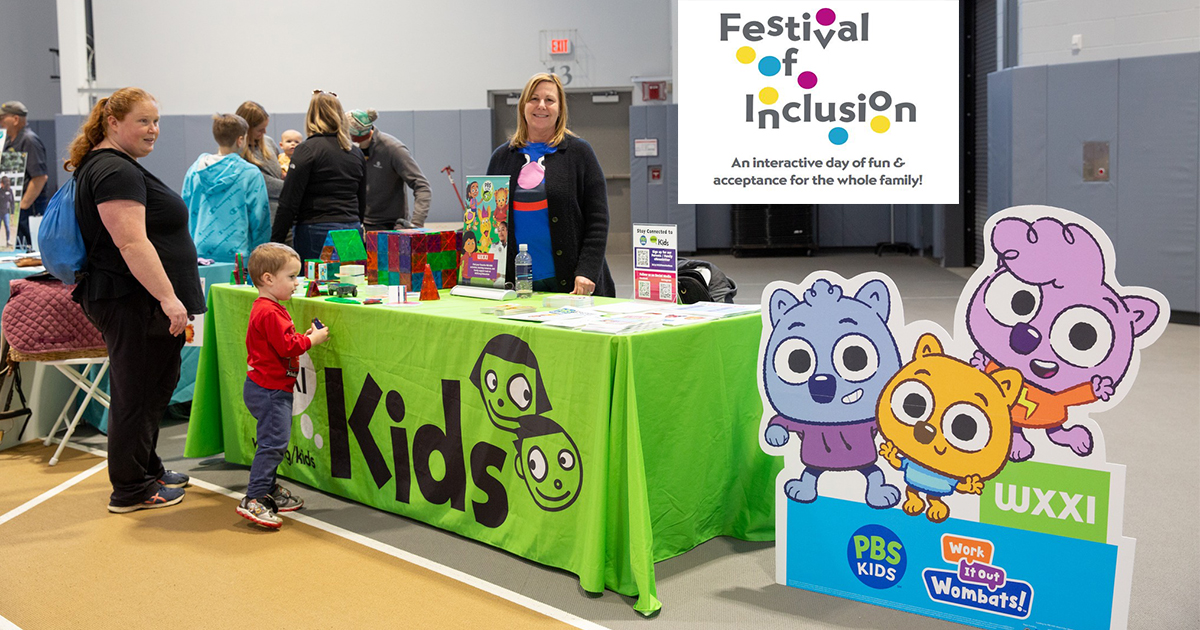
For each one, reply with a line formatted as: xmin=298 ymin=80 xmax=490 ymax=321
xmin=73 ymin=148 xmax=204 ymax=313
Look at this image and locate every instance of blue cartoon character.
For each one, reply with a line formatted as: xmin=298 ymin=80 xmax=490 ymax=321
xmin=965 ymin=213 xmax=1162 ymax=461
xmin=877 ymin=333 xmax=1023 ymax=523
xmin=762 ymin=277 xmax=902 ymax=508
xmin=513 ymin=414 xmax=582 ymax=511
xmin=469 ymin=334 xmax=553 ymax=433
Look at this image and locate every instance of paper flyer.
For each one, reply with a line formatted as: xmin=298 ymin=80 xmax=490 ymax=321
xmin=633 ymin=223 xmax=677 ymax=303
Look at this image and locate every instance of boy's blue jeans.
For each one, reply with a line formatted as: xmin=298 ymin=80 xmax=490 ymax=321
xmin=244 ymin=378 xmax=294 ymax=499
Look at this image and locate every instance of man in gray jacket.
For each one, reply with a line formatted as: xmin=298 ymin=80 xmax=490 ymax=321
xmin=347 ymin=109 xmax=432 ymax=232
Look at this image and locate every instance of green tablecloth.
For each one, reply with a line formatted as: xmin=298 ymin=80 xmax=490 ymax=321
xmin=185 ymin=284 xmax=779 ymax=614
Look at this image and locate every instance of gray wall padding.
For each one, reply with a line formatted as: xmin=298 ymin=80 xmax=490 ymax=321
xmin=268 ymin=113 xmax=307 ymax=146
xmin=667 ymin=105 xmax=696 ymax=252
xmin=460 ymin=110 xmax=492 ymax=194
xmin=989 ymin=52 xmax=1200 ymax=313
xmin=1047 ymin=60 xmax=1119 ymax=236
xmin=695 ymin=204 xmax=732 ymax=249
xmin=413 ymin=110 xmax=468 ymax=224
xmin=987 ymin=69 xmax=1013 ymax=218
xmin=629 ymin=105 xmax=647 ymax=225
xmin=24 ymin=119 xmax=58 ymax=193
xmin=1115 ymin=53 xmax=1199 ymax=314
xmin=629 ymin=104 xmax=696 ymax=252
xmin=54 ymin=109 xmax=491 ymax=227
xmin=136 ymin=116 xmax=188 ymax=193
xmin=1011 ymin=65 xmax=1049 ymax=206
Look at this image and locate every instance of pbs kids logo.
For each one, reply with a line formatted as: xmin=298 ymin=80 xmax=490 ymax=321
xmin=847 ymin=524 xmax=906 ymax=589
xmin=640 ymin=235 xmax=648 ymax=245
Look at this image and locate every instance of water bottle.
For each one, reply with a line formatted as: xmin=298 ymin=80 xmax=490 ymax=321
xmin=515 ymin=244 xmax=533 ymax=298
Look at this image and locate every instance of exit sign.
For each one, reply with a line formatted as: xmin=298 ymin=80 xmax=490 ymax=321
xmin=550 ymin=38 xmax=571 ymax=55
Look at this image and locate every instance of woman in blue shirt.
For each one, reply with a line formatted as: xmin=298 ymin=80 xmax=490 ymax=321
xmin=486 ymin=73 xmax=615 ymax=297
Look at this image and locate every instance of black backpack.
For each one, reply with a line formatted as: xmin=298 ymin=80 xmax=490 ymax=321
xmin=677 ymin=258 xmax=737 ymax=304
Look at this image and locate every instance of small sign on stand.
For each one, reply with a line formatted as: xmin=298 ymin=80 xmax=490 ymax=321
xmin=632 ymin=223 xmax=677 ymax=303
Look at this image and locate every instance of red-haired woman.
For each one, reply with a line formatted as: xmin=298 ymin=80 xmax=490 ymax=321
xmin=65 ymin=87 xmax=203 ymax=513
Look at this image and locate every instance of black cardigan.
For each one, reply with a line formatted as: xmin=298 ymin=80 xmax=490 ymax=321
xmin=486 ymin=134 xmax=615 ymax=297
xmin=272 ymin=134 xmax=367 ymax=242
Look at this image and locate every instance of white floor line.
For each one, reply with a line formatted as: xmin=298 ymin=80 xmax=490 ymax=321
xmin=0 ymin=613 xmax=21 ymax=629
xmin=54 ymin=442 xmax=610 ymax=630
xmin=187 ymin=477 xmax=610 ymax=630
xmin=0 ymin=459 xmax=108 ymax=528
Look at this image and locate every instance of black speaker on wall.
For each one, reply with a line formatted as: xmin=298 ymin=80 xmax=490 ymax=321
xmin=731 ymin=204 xmax=818 ymax=256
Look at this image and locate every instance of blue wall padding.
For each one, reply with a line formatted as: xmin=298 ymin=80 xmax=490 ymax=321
xmin=1115 ymin=53 xmax=1199 ymax=313
xmin=987 ymin=68 xmax=1013 ymax=216
xmin=1047 ymin=59 xmax=1119 ymax=235
xmin=1011 ymin=65 xmax=1049 ymax=206
xmin=55 ymin=109 xmax=492 ymax=226
xmin=989 ymin=52 xmax=1199 ymax=313
xmin=630 ymin=104 xmax=696 ymax=252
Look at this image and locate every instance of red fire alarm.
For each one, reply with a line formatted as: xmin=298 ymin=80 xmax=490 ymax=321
xmin=642 ymin=81 xmax=667 ymax=102
xmin=649 ymin=166 xmax=663 ymax=183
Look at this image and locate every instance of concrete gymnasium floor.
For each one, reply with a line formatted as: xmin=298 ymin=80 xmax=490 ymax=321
xmin=4 ymin=251 xmax=1196 ymax=629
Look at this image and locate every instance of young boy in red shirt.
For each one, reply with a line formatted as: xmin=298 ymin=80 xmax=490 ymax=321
xmin=238 ymin=243 xmax=329 ymax=528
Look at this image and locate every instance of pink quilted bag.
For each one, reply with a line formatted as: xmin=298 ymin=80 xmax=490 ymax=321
xmin=2 ymin=278 xmax=106 ymax=361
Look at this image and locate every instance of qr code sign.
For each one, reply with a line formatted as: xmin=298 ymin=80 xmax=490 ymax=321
xmin=636 ymin=249 xmax=650 ymax=267
xmin=658 ymin=282 xmax=673 ymax=301
xmin=638 ymin=280 xmax=651 ymax=298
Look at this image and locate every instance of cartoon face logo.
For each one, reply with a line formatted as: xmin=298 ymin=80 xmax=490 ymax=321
xmin=967 ymin=216 xmax=1159 ymax=394
xmin=514 ymin=415 xmax=582 ymax=511
xmin=466 ymin=181 xmax=480 ymax=200
xmin=877 ymin=333 xmax=1023 ymax=523
xmin=469 ymin=334 xmax=552 ymax=432
xmin=763 ymin=278 xmax=902 ymax=425
xmin=494 ymin=187 xmax=508 ymax=210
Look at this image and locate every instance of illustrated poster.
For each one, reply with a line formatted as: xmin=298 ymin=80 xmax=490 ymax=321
xmin=758 ymin=206 xmax=1168 ymax=629
xmin=461 ymin=175 xmax=510 ymax=289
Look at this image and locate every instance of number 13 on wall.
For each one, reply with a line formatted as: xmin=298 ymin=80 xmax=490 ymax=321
xmin=546 ymin=65 xmax=574 ymax=85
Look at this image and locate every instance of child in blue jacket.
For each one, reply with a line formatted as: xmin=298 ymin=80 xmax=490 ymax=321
xmin=183 ymin=114 xmax=270 ymax=263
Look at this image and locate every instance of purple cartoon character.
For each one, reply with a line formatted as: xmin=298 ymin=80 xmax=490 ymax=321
xmin=761 ymin=277 xmax=903 ymax=508
xmin=966 ymin=212 xmax=1161 ymax=461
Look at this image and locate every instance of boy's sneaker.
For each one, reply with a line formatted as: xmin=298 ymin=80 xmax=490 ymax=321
xmin=158 ymin=470 xmax=190 ymax=488
xmin=237 ymin=495 xmax=282 ymax=528
xmin=270 ymin=484 xmax=304 ymax=512
xmin=108 ymin=486 xmax=185 ymax=513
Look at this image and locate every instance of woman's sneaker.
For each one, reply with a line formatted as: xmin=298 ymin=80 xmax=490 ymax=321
xmin=270 ymin=484 xmax=304 ymax=512
xmin=108 ymin=486 xmax=185 ymax=513
xmin=237 ymin=495 xmax=282 ymax=528
xmin=157 ymin=470 xmax=190 ymax=488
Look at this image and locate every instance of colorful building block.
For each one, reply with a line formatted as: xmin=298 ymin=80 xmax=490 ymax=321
xmin=366 ymin=229 xmax=460 ymax=290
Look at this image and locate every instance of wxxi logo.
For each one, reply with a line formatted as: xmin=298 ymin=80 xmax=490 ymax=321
xmin=719 ymin=7 xmax=917 ymax=144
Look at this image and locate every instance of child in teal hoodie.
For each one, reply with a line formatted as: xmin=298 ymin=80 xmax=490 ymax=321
xmin=183 ymin=114 xmax=270 ymax=263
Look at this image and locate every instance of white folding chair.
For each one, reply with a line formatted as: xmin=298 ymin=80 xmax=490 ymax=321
xmin=41 ymin=356 xmax=110 ymax=466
